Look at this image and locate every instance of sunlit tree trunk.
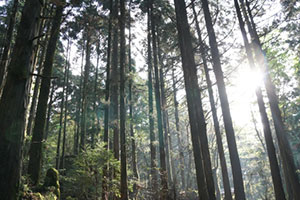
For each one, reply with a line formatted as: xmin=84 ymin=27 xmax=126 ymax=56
xmin=173 ymin=0 xmax=211 ymax=198
xmin=191 ymin=3 xmax=232 ymax=200
xmin=0 ymin=0 xmax=42 ymax=198
xmin=200 ymin=0 xmax=246 ymax=198
xmin=234 ymin=1 xmax=286 ymax=199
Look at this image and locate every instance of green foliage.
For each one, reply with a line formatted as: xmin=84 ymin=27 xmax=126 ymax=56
xmin=60 ymin=143 xmax=120 ymax=200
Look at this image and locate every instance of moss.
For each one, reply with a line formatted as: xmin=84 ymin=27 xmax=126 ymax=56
xmin=32 ymin=193 xmax=44 ymax=200
xmin=43 ymin=168 xmax=60 ymax=199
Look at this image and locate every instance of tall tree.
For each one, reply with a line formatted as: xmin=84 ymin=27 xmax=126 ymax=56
xmin=28 ymin=2 xmax=64 ymax=184
xmin=150 ymin=1 xmax=169 ymax=198
xmin=191 ymin=2 xmax=232 ymax=200
xmin=200 ymin=0 xmax=246 ymax=198
xmin=234 ymin=0 xmax=286 ymax=199
xmin=0 ymin=0 xmax=42 ymax=198
xmin=173 ymin=0 xmax=211 ymax=198
xmin=119 ymin=0 xmax=128 ymax=199
xmin=147 ymin=1 xmax=158 ymax=196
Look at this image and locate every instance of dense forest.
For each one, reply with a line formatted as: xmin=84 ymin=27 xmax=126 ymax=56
xmin=0 ymin=0 xmax=299 ymax=199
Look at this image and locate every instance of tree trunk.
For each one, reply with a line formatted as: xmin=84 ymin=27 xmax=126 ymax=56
xmin=172 ymin=69 xmax=186 ymax=191
xmin=61 ymin=39 xmax=71 ymax=170
xmin=119 ymin=0 xmax=128 ymax=199
xmin=45 ymin=82 xmax=55 ymax=140
xmin=147 ymin=2 xmax=158 ymax=196
xmin=234 ymin=1 xmax=286 ymax=199
xmin=191 ymin=3 xmax=232 ymax=200
xmin=80 ymin=32 xmax=91 ymax=151
xmin=0 ymin=0 xmax=19 ymax=96
xmin=102 ymin=0 xmax=112 ymax=199
xmin=128 ymin=2 xmax=139 ymax=198
xmin=150 ymin=1 xmax=169 ymax=198
xmin=0 ymin=0 xmax=42 ymax=198
xmin=200 ymin=0 xmax=246 ymax=199
xmin=173 ymin=0 xmax=211 ymax=199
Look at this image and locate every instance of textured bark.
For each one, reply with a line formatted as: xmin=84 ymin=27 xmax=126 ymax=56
xmin=234 ymin=1 xmax=286 ymax=199
xmin=172 ymin=70 xmax=185 ymax=191
xmin=147 ymin=2 xmax=158 ymax=196
xmin=150 ymin=1 xmax=169 ymax=198
xmin=119 ymin=0 xmax=128 ymax=199
xmin=191 ymin=3 xmax=232 ymax=200
xmin=200 ymin=0 xmax=246 ymax=199
xmin=173 ymin=0 xmax=210 ymax=199
xmin=0 ymin=0 xmax=42 ymax=199
xmin=0 ymin=0 xmax=19 ymax=95
xmin=241 ymin=0 xmax=300 ymax=198
xmin=28 ymin=4 xmax=64 ymax=184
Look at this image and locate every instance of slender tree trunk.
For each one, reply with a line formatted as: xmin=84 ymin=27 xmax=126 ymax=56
xmin=111 ymin=0 xmax=120 ymax=160
xmin=128 ymin=2 xmax=139 ymax=198
xmin=191 ymin=3 xmax=232 ymax=200
xmin=119 ymin=0 xmax=128 ymax=199
xmin=0 ymin=0 xmax=19 ymax=96
xmin=150 ymin=1 xmax=169 ymax=198
xmin=0 ymin=0 xmax=42 ymax=198
xmin=74 ymin=49 xmax=84 ymax=155
xmin=80 ymin=33 xmax=91 ymax=151
xmin=234 ymin=1 xmax=286 ymax=199
xmin=61 ymin=39 xmax=71 ymax=170
xmin=102 ymin=1 xmax=112 ymax=199
xmin=200 ymin=0 xmax=246 ymax=199
xmin=172 ymin=69 xmax=185 ymax=191
xmin=147 ymin=2 xmax=158 ymax=196
xmin=173 ymin=0 xmax=211 ymax=199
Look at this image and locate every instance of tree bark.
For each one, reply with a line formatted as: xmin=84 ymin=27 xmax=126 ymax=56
xmin=200 ymin=0 xmax=246 ymax=199
xmin=28 ymin=3 xmax=64 ymax=184
xmin=0 ymin=0 xmax=42 ymax=198
xmin=191 ymin=3 xmax=232 ymax=200
xmin=173 ymin=0 xmax=211 ymax=199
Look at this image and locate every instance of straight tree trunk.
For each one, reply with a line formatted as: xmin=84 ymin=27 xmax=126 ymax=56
xmin=119 ymin=0 xmax=128 ymax=199
xmin=80 ymin=33 xmax=91 ymax=151
xmin=28 ymin=4 xmax=64 ymax=184
xmin=45 ymin=82 xmax=55 ymax=140
xmin=0 ymin=0 xmax=19 ymax=96
xmin=128 ymin=2 xmax=139 ymax=198
xmin=234 ymin=1 xmax=286 ymax=199
xmin=61 ymin=39 xmax=71 ymax=170
xmin=102 ymin=1 xmax=112 ymax=198
xmin=0 ymin=0 xmax=42 ymax=199
xmin=173 ymin=0 xmax=210 ymax=199
xmin=171 ymin=69 xmax=186 ymax=191
xmin=241 ymin=0 xmax=300 ymax=198
xmin=200 ymin=0 xmax=246 ymax=199
xmin=147 ymin=2 xmax=158 ymax=196
xmin=111 ymin=0 xmax=120 ymax=160
xmin=150 ymin=1 xmax=169 ymax=198
xmin=191 ymin=3 xmax=232 ymax=200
